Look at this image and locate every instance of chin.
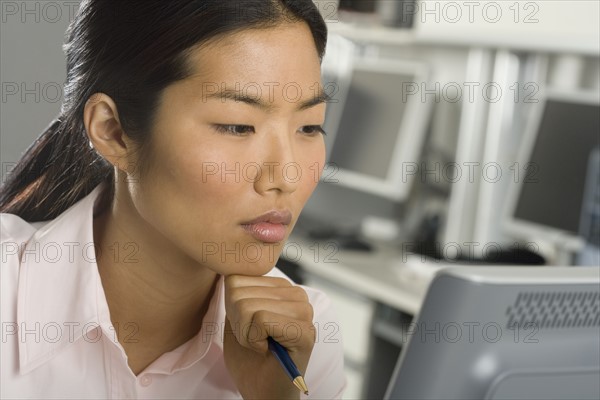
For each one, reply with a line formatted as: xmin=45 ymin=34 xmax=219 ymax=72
xmin=217 ymin=259 xmax=278 ymax=277
xmin=199 ymin=242 xmax=283 ymax=276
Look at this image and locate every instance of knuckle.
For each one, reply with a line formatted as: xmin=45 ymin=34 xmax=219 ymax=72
xmin=236 ymin=298 xmax=256 ymax=315
xmin=253 ymin=309 xmax=271 ymax=325
xmin=226 ymin=274 xmax=241 ymax=288
xmin=304 ymin=303 xmax=314 ymax=321
xmin=306 ymin=323 xmax=317 ymax=343
xmin=274 ymin=277 xmax=293 ymax=287
xmin=291 ymin=286 xmax=309 ymax=301
xmin=227 ymin=287 xmax=245 ymax=305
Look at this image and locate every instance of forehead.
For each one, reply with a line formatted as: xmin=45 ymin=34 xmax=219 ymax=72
xmin=182 ymin=22 xmax=322 ymax=91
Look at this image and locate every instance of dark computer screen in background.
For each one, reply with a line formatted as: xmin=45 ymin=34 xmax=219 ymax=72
xmin=514 ymin=99 xmax=600 ymax=234
xmin=329 ymin=70 xmax=414 ymax=180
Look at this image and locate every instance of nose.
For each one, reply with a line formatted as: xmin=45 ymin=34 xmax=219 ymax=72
xmin=252 ymin=131 xmax=299 ymax=196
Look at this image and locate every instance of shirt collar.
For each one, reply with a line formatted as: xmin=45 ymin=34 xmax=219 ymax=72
xmin=17 ymin=182 xmax=109 ymax=374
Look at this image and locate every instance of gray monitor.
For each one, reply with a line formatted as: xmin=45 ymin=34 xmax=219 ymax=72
xmin=320 ymin=34 xmax=355 ymax=162
xmin=321 ymin=55 xmax=432 ymax=202
xmin=503 ymin=88 xmax=600 ymax=251
xmin=385 ymin=266 xmax=600 ymax=400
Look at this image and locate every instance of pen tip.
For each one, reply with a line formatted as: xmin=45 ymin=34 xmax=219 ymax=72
xmin=304 ymin=391 xmax=309 ymax=395
xmin=293 ymin=376 xmax=309 ymax=395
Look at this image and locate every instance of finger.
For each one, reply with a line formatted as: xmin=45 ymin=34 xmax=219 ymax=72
xmin=225 ymin=275 xmax=293 ymax=291
xmin=227 ymin=310 xmax=316 ymax=354
xmin=227 ymin=298 xmax=314 ymax=325
xmin=253 ymin=311 xmax=316 ymax=351
xmin=227 ymin=299 xmax=314 ymax=345
xmin=227 ymin=285 xmax=309 ymax=305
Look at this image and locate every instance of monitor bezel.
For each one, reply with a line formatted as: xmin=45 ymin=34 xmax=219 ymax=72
xmin=320 ymin=34 xmax=356 ymax=162
xmin=383 ymin=265 xmax=600 ymax=400
xmin=502 ymin=86 xmax=600 ymax=251
xmin=322 ymin=57 xmax=433 ymax=201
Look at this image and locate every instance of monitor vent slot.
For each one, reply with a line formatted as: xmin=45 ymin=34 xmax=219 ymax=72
xmin=505 ymin=290 xmax=600 ymax=329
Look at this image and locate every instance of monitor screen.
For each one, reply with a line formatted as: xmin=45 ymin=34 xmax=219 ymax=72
xmin=514 ymin=98 xmax=600 ymax=234
xmin=329 ymin=70 xmax=415 ymax=180
xmin=504 ymin=89 xmax=600 ymax=250
xmin=384 ymin=266 xmax=600 ymax=400
xmin=320 ymin=58 xmax=432 ymax=201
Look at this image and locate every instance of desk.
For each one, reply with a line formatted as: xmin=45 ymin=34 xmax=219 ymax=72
xmin=281 ymin=233 xmax=451 ymax=399
xmin=283 ymin=232 xmax=448 ymax=313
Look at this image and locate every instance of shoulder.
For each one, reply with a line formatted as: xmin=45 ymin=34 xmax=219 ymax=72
xmin=1 ymin=213 xmax=44 ymax=371
xmin=1 ymin=213 xmax=34 ymax=243
xmin=1 ymin=213 xmax=49 ymax=244
xmin=1 ymin=212 xmax=39 ymax=296
xmin=1 ymin=213 xmax=47 ymax=274
xmin=1 ymin=212 xmax=50 ymax=304
xmin=1 ymin=212 xmax=50 ymax=272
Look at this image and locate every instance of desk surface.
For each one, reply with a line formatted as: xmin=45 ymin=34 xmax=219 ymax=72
xmin=282 ymin=233 xmax=452 ymax=315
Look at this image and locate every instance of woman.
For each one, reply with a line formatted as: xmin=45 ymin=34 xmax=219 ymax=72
xmin=0 ymin=0 xmax=346 ymax=398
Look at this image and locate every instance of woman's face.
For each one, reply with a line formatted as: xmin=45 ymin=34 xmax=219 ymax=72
xmin=130 ymin=22 xmax=326 ymax=276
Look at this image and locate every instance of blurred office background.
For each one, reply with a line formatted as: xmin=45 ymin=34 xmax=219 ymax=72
xmin=1 ymin=1 xmax=599 ymax=399
xmin=300 ymin=1 xmax=600 ymax=397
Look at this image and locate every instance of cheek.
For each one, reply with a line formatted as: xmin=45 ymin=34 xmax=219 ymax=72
xmin=298 ymin=140 xmax=326 ymax=196
xmin=156 ymin=139 xmax=244 ymax=198
xmin=132 ymin=141 xmax=245 ymax=241
xmin=131 ymin=143 xmax=279 ymax=275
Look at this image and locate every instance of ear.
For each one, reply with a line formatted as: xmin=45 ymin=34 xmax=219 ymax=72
xmin=83 ymin=93 xmax=136 ymax=175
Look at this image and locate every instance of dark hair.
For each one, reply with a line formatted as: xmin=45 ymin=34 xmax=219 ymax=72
xmin=0 ymin=0 xmax=327 ymax=222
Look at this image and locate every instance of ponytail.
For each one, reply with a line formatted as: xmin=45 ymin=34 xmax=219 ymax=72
xmin=0 ymin=115 xmax=113 ymax=222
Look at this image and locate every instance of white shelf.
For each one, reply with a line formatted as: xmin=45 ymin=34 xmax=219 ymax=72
xmin=327 ymin=14 xmax=600 ymax=55
xmin=326 ymin=21 xmax=416 ymax=46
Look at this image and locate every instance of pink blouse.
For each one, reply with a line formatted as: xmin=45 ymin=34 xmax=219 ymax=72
xmin=1 ymin=183 xmax=347 ymax=399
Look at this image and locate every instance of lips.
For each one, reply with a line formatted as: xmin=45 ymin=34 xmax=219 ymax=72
xmin=241 ymin=210 xmax=292 ymax=243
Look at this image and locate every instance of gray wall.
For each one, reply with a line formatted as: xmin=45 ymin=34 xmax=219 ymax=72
xmin=1 ymin=1 xmax=77 ymax=181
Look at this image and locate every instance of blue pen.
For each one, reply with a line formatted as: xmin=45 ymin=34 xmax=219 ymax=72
xmin=267 ymin=336 xmax=309 ymax=395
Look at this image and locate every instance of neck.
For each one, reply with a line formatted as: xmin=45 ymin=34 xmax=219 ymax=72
xmin=92 ymin=185 xmax=218 ymax=372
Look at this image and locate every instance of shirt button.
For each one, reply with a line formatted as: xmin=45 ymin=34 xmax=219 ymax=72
xmin=139 ymin=375 xmax=153 ymax=387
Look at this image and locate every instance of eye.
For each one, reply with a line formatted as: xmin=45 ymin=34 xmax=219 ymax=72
xmin=213 ymin=124 xmax=255 ymax=136
xmin=299 ymin=125 xmax=327 ymax=136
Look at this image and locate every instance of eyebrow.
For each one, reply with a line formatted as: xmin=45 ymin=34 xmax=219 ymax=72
xmin=204 ymin=88 xmax=331 ymax=112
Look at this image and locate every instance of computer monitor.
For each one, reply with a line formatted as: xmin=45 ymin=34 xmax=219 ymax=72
xmin=321 ymin=55 xmax=432 ymax=201
xmin=503 ymin=88 xmax=600 ymax=251
xmin=384 ymin=266 xmax=600 ymax=400
xmin=320 ymin=34 xmax=356 ymax=161
xmin=576 ymin=148 xmax=600 ymax=266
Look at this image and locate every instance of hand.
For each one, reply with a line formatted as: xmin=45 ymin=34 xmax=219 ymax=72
xmin=223 ymin=274 xmax=316 ymax=400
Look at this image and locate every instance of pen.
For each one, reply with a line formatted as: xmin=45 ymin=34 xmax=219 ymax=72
xmin=267 ymin=336 xmax=309 ymax=395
